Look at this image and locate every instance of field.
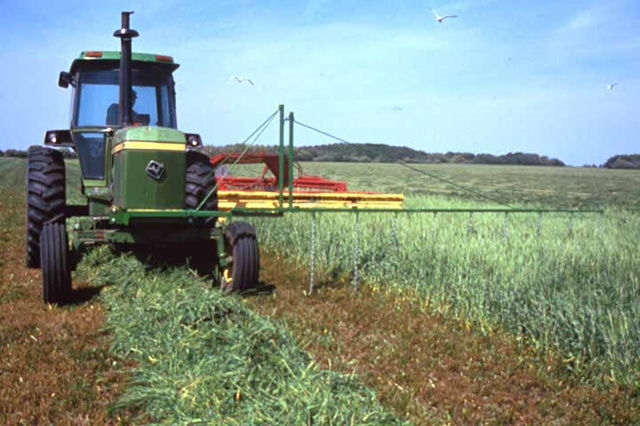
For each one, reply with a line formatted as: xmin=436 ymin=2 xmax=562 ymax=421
xmin=1 ymin=157 xmax=639 ymax=424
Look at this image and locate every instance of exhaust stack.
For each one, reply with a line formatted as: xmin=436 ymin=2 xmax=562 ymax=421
xmin=113 ymin=11 xmax=139 ymax=126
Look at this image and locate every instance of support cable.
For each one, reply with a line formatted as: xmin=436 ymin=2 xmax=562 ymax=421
xmin=197 ymin=109 xmax=279 ymax=210
xmin=294 ymin=120 xmax=513 ymax=209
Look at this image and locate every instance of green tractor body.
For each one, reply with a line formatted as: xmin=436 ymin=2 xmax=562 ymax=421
xmin=111 ymin=127 xmax=188 ymax=210
xmin=27 ymin=12 xmax=260 ymax=304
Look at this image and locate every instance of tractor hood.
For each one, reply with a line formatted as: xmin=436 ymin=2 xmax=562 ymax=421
xmin=111 ymin=127 xmax=187 ymax=210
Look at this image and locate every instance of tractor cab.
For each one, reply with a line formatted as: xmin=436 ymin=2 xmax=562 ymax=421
xmin=56 ymin=51 xmax=180 ymax=182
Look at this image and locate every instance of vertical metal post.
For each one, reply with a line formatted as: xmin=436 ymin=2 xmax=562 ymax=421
xmin=288 ymin=111 xmax=295 ymax=209
xmin=278 ymin=104 xmax=285 ymax=208
xmin=309 ymin=212 xmax=316 ymax=295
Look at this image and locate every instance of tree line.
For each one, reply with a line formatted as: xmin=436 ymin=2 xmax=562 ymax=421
xmin=1 ymin=145 xmax=639 ymax=169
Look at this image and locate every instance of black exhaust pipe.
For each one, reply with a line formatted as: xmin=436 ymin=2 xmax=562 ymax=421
xmin=113 ymin=11 xmax=139 ymax=126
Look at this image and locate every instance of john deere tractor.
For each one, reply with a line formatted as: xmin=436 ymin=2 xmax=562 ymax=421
xmin=26 ymin=12 xmax=259 ymax=304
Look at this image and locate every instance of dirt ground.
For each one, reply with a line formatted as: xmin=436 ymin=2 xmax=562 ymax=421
xmin=0 ymin=192 xmax=138 ymax=425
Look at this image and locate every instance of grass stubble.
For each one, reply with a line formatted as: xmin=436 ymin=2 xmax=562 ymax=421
xmin=0 ymin=190 xmax=140 ymax=425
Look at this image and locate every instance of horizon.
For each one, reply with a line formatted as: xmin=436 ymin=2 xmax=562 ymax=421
xmin=1 ymin=1 xmax=638 ymax=167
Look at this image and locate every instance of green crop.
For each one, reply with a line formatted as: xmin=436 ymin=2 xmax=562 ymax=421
xmin=251 ymin=197 xmax=640 ymax=388
xmin=76 ymin=247 xmax=409 ymax=425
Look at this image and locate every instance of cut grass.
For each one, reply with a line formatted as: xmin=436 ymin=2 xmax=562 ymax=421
xmin=76 ymin=246 xmax=407 ymax=425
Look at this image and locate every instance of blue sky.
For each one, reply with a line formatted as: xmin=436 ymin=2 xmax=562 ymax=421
xmin=0 ymin=0 xmax=638 ymax=166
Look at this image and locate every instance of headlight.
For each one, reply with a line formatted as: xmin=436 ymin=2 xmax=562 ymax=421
xmin=185 ymin=133 xmax=202 ymax=148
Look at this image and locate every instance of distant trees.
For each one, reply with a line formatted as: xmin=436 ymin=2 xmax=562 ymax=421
xmin=0 ymin=147 xmax=77 ymax=159
xmin=286 ymin=144 xmax=566 ymax=166
xmin=2 ymin=149 xmax=28 ymax=158
xmin=191 ymin=143 xmax=570 ymax=166
xmin=2 ymin=143 xmax=636 ymax=169
xmin=602 ymin=155 xmax=640 ymax=170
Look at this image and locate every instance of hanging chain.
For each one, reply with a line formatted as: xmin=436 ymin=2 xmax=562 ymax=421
xmin=568 ymin=212 xmax=574 ymax=238
xmin=537 ymin=211 xmax=543 ymax=237
xmin=392 ymin=213 xmax=399 ymax=248
xmin=353 ymin=212 xmax=360 ymax=291
xmin=309 ymin=212 xmax=317 ymax=294
xmin=503 ymin=212 xmax=509 ymax=241
xmin=432 ymin=212 xmax=438 ymax=239
xmin=598 ymin=211 xmax=604 ymax=236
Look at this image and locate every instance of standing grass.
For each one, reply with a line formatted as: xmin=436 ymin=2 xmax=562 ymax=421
xmin=251 ymin=196 xmax=640 ymax=389
xmin=250 ymin=251 xmax=640 ymax=425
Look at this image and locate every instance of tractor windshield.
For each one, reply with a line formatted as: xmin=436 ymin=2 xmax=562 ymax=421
xmin=72 ymin=67 xmax=177 ymax=129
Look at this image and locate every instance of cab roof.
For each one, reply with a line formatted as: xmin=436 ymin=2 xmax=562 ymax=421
xmin=69 ymin=51 xmax=180 ymax=74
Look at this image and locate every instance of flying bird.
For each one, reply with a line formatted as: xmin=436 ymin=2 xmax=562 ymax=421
xmin=232 ymin=76 xmax=254 ymax=85
xmin=432 ymin=9 xmax=458 ymax=23
xmin=607 ymin=83 xmax=618 ymax=90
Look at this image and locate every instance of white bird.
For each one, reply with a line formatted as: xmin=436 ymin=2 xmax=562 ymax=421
xmin=232 ymin=76 xmax=254 ymax=85
xmin=607 ymin=83 xmax=618 ymax=90
xmin=432 ymin=8 xmax=458 ymax=23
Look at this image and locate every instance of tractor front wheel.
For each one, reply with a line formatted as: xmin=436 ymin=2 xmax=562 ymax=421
xmin=221 ymin=222 xmax=260 ymax=293
xmin=40 ymin=222 xmax=72 ymax=305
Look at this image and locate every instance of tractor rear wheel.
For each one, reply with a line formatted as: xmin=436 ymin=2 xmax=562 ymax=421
xmin=185 ymin=151 xmax=218 ymax=221
xmin=221 ymin=221 xmax=260 ymax=293
xmin=26 ymin=147 xmax=66 ymax=268
xmin=40 ymin=222 xmax=72 ymax=305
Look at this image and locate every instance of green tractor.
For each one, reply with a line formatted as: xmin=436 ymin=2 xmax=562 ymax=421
xmin=26 ymin=11 xmax=259 ymax=304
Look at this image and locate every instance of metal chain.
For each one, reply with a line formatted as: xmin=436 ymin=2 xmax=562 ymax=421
xmin=432 ymin=212 xmax=438 ymax=239
xmin=503 ymin=212 xmax=509 ymax=241
xmin=392 ymin=213 xmax=399 ymax=248
xmin=353 ymin=212 xmax=360 ymax=291
xmin=537 ymin=211 xmax=543 ymax=237
xmin=598 ymin=211 xmax=604 ymax=236
xmin=309 ymin=212 xmax=316 ymax=294
xmin=568 ymin=212 xmax=574 ymax=238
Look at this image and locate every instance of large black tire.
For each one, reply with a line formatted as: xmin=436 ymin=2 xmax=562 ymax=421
xmin=221 ymin=222 xmax=260 ymax=293
xmin=26 ymin=147 xmax=66 ymax=268
xmin=40 ymin=222 xmax=72 ymax=305
xmin=185 ymin=151 xmax=218 ymax=220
